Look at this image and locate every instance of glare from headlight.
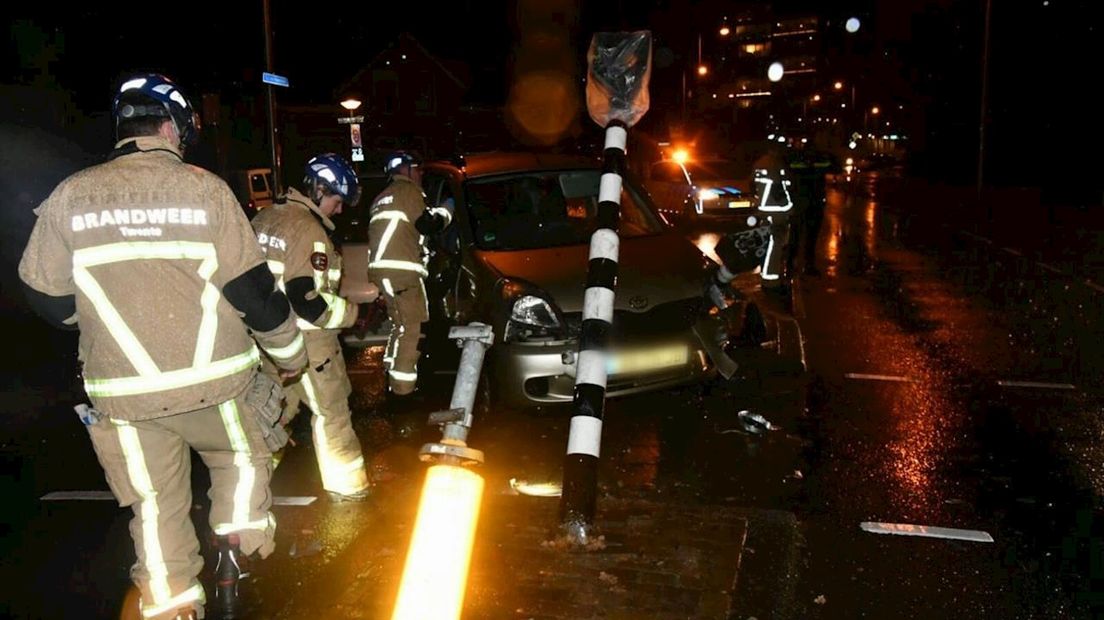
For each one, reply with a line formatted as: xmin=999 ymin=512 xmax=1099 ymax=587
xmin=511 ymin=295 xmax=560 ymax=328
xmin=698 ymin=188 xmax=720 ymax=201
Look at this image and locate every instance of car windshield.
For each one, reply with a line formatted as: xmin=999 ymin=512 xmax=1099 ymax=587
xmin=464 ymin=169 xmax=664 ymax=251
xmin=682 ymin=161 xmax=750 ymax=181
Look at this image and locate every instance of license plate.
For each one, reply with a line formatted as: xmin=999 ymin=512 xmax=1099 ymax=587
xmin=607 ymin=344 xmax=689 ymax=375
xmin=728 ymin=200 xmax=752 ymax=209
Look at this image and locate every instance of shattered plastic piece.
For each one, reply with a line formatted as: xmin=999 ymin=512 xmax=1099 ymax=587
xmin=737 ymin=410 xmax=779 ymax=434
xmin=860 ymin=521 xmax=994 ymax=543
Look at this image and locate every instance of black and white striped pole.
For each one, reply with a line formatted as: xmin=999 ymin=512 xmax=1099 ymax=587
xmin=560 ymin=31 xmax=652 ymax=544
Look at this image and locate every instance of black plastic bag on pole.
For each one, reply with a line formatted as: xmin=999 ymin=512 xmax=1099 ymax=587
xmin=585 ymin=31 xmax=652 ymax=128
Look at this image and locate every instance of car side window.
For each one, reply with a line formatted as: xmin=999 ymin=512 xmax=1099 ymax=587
xmin=422 ymin=172 xmax=446 ymax=206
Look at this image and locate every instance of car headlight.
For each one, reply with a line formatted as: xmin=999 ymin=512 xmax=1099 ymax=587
xmin=698 ymin=188 xmax=720 ymax=201
xmin=505 ymin=295 xmax=563 ymax=342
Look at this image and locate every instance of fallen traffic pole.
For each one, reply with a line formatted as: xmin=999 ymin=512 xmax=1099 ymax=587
xmin=392 ymin=323 xmax=494 ymax=620
xmin=559 ymin=31 xmax=652 ymax=545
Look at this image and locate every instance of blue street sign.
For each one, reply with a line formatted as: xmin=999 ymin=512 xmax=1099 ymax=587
xmin=262 ymin=72 xmax=289 ymax=88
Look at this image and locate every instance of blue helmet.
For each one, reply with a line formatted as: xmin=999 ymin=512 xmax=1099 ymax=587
xmin=112 ymin=73 xmax=200 ymax=146
xmin=383 ymin=151 xmax=422 ymax=176
xmin=304 ymin=154 xmax=361 ymax=206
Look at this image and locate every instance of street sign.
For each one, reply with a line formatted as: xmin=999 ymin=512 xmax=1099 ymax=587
xmin=351 ymin=147 xmax=364 ymax=162
xmin=337 ymin=116 xmax=364 ymax=124
xmin=262 ymin=72 xmax=289 ymax=87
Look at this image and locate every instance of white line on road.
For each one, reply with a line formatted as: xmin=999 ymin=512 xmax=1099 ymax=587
xmin=997 ymin=380 xmax=1076 ymax=390
xmin=41 ymin=491 xmax=318 ymax=506
xmin=958 ymin=230 xmax=993 ymax=244
xmin=860 ymin=521 xmax=994 ymax=543
xmin=845 ymin=373 xmax=916 ymax=383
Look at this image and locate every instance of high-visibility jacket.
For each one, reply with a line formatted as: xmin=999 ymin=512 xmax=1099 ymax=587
xmin=753 ymin=150 xmax=794 ymax=213
xmin=18 ymin=136 xmax=305 ymax=420
xmin=250 ymin=187 xmax=357 ymax=332
xmin=367 ymin=175 xmax=452 ymax=287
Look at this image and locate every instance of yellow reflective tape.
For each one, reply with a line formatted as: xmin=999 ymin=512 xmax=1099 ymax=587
xmin=322 ymin=294 xmax=348 ymax=329
xmin=218 ymin=400 xmax=254 ymax=534
xmin=368 ymin=259 xmax=428 ymax=276
xmin=295 ymin=318 xmax=321 ymax=331
xmin=86 ymin=348 xmax=260 ymax=397
xmin=193 ymin=279 xmax=221 ymax=367
xmin=214 ymin=514 xmax=274 ymax=535
xmin=73 ymin=241 xmax=216 ymax=266
xmin=266 ymin=332 xmax=304 ymax=361
xmin=140 ymin=583 xmax=205 ymax=618
xmin=390 ymin=366 xmax=419 ymax=381
xmin=73 ymin=266 xmax=159 ymax=376
xmin=375 ymin=218 xmax=401 ymax=261
xmin=370 ymin=210 xmax=409 ymax=223
xmin=267 ymin=260 xmax=285 ymax=275
xmin=114 ymin=421 xmax=172 ymax=606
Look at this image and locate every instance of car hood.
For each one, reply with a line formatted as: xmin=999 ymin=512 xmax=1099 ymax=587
xmin=477 ymin=233 xmax=706 ymax=313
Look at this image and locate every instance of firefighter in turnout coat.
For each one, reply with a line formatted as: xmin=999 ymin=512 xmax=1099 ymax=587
xmin=251 ymin=154 xmax=371 ymax=501
xmin=18 ymin=73 xmax=306 ymax=620
xmin=367 ymin=152 xmax=452 ymax=396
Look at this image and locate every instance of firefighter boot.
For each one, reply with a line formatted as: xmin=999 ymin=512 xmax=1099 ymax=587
xmin=213 ymin=534 xmax=249 ymax=619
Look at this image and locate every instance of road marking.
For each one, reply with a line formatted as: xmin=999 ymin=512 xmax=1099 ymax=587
xmin=958 ymin=230 xmax=993 ymax=244
xmin=1002 ymin=247 xmax=1023 ymax=257
xmin=41 ymin=491 xmax=317 ymax=506
xmin=997 ymin=380 xmax=1076 ymax=390
xmin=860 ymin=521 xmax=993 ymax=543
xmin=845 ymin=373 xmax=915 ymax=383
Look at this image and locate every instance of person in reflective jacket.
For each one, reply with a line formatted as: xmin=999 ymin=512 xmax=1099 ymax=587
xmin=367 ymin=151 xmax=453 ymax=396
xmin=251 ymin=153 xmax=371 ymax=503
xmin=18 ymin=73 xmax=306 ymax=620
xmin=752 ymin=143 xmax=794 ymax=289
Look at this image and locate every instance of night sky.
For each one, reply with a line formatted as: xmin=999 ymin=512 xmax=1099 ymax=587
xmin=3 ymin=0 xmax=1101 ymax=187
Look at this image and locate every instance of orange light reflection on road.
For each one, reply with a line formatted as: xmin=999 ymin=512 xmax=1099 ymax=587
xmin=392 ymin=465 xmax=485 ymax=620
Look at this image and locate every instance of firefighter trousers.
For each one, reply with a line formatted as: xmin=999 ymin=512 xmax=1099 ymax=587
xmin=372 ymin=274 xmax=428 ymax=396
xmin=760 ymin=213 xmax=792 ymax=287
xmin=275 ymin=330 xmax=369 ymax=496
xmin=87 ymin=378 xmax=275 ymax=620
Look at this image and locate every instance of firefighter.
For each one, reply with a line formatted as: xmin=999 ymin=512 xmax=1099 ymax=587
xmin=787 ymin=142 xmax=837 ymax=276
xmin=18 ymin=73 xmax=306 ymax=620
xmin=251 ymin=154 xmax=371 ymax=502
xmin=753 ymin=142 xmax=795 ymax=289
xmin=368 ymin=151 xmax=453 ymax=396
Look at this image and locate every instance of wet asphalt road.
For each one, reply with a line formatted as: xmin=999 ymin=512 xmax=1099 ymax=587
xmin=3 ymin=173 xmax=1104 ymax=618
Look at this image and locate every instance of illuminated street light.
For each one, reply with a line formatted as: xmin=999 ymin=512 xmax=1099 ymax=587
xmin=719 ymin=25 xmax=731 ymax=36
xmin=812 ymin=94 xmax=821 ymax=102
xmin=834 ymin=81 xmax=844 ymax=90
xmin=768 ymin=62 xmax=784 ymax=82
xmin=846 ymin=17 xmax=861 ymax=33
xmin=672 ymin=148 xmax=690 ymax=164
xmin=340 ymin=98 xmax=362 ymax=111
xmin=697 ymin=65 xmax=708 ymax=76
xmin=871 ymin=106 xmax=881 ymax=115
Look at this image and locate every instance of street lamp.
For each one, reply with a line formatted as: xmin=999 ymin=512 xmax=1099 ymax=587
xmin=719 ymin=25 xmax=730 ymax=36
xmin=697 ymin=65 xmax=708 ymax=76
xmin=768 ymin=62 xmax=784 ymax=82
xmin=340 ymin=98 xmax=362 ymax=112
xmin=834 ymin=81 xmax=843 ymax=90
xmin=871 ymin=106 xmax=880 ymax=115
